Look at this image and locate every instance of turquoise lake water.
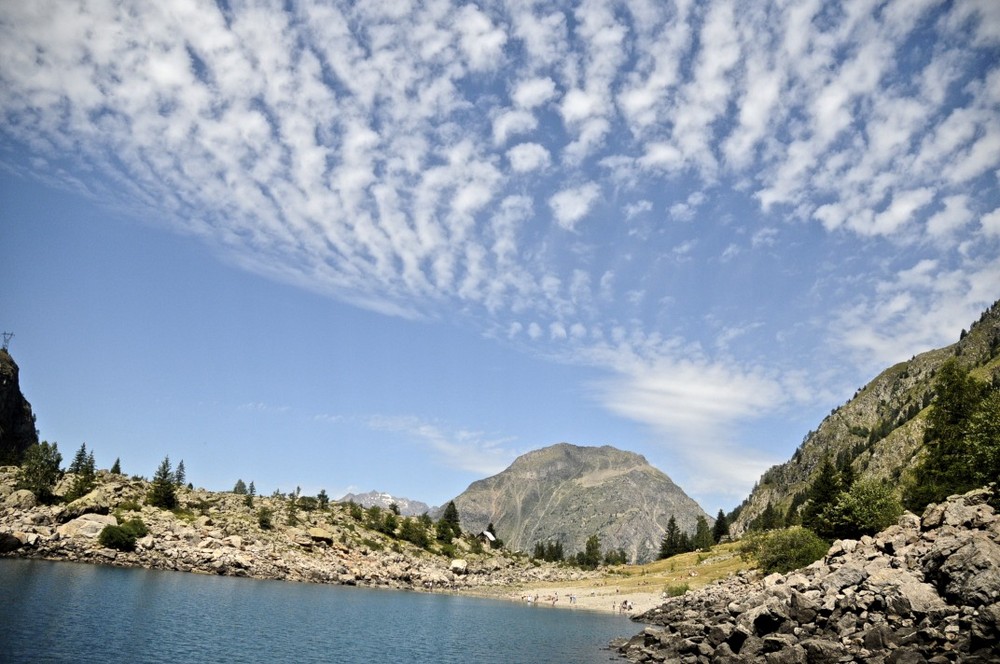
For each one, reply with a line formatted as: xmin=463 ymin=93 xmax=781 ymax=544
xmin=0 ymin=558 xmax=634 ymax=663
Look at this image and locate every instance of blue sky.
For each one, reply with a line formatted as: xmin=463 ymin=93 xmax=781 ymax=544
xmin=2 ymin=1 xmax=998 ymax=513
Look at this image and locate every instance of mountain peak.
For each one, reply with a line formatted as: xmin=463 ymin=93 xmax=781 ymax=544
xmin=452 ymin=442 xmax=705 ymax=563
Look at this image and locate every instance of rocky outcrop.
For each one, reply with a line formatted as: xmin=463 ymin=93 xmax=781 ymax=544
xmin=452 ymin=443 xmax=710 ymax=563
xmin=0 ymin=467 xmax=601 ymax=594
xmin=616 ymin=487 xmax=1000 ymax=663
xmin=733 ymin=300 xmax=1000 ymax=535
xmin=0 ymin=350 xmax=38 ymax=465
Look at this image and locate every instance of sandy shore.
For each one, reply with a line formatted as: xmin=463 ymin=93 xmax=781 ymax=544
xmin=469 ymin=579 xmax=667 ymax=617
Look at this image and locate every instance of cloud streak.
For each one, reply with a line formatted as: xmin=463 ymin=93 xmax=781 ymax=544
xmin=2 ymin=0 xmax=998 ymax=499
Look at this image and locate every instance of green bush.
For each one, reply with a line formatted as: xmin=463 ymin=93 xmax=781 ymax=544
xmin=120 ymin=517 xmax=148 ymax=538
xmin=665 ymin=583 xmax=689 ymax=597
xmin=835 ymin=479 xmax=903 ymax=538
xmin=98 ymin=525 xmax=137 ymax=552
xmin=739 ymin=526 xmax=829 ymax=574
xmin=257 ymin=507 xmax=274 ymax=530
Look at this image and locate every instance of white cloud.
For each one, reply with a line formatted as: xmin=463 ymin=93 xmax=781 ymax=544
xmin=506 ymin=142 xmax=550 ymax=172
xmin=548 ymin=182 xmax=600 ymax=231
xmin=982 ymin=208 xmax=1000 ymax=237
xmin=454 ymin=5 xmax=508 ymax=72
xmin=512 ymin=76 xmax=557 ymax=108
xmin=590 ymin=347 xmax=786 ymax=496
xmin=492 ymin=109 xmax=537 ymax=146
xmin=926 ymin=195 xmax=973 ymax=240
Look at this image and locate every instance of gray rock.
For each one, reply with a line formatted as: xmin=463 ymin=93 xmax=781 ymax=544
xmin=0 ymin=531 xmax=23 ymax=552
xmin=935 ymin=533 xmax=1000 ymax=606
xmin=4 ymin=489 xmax=36 ymax=510
xmin=61 ymin=487 xmax=113 ymax=520
xmin=56 ymin=513 xmax=117 ymax=538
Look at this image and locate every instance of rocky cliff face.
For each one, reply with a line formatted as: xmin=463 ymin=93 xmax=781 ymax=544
xmin=451 ymin=443 xmax=709 ymax=563
xmin=733 ymin=300 xmax=1000 ymax=534
xmin=617 ymin=486 xmax=1000 ymax=663
xmin=0 ymin=350 xmax=38 ymax=465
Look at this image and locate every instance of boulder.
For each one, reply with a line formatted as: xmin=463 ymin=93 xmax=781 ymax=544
xmin=4 ymin=489 xmax=36 ymax=510
xmin=56 ymin=513 xmax=117 ymax=538
xmin=934 ymin=532 xmax=1000 ymax=606
xmin=0 ymin=531 xmax=23 ymax=552
xmin=450 ymin=559 xmax=468 ymax=575
xmin=307 ymin=527 xmax=334 ymax=544
xmin=61 ymin=487 xmax=113 ymax=520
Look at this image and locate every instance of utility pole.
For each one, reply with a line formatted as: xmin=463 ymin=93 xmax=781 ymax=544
xmin=1 ymin=332 xmax=12 ymax=352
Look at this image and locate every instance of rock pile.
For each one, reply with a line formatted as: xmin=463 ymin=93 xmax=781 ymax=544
xmin=0 ymin=468 xmax=598 ymax=594
xmin=616 ymin=488 xmax=1000 ymax=663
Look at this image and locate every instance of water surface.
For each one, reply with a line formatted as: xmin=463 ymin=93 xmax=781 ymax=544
xmin=0 ymin=558 xmax=633 ymax=663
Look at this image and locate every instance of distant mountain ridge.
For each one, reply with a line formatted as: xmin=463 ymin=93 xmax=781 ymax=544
xmin=338 ymin=490 xmax=434 ymax=517
xmin=732 ymin=299 xmax=1000 ymax=534
xmin=450 ymin=443 xmax=709 ymax=563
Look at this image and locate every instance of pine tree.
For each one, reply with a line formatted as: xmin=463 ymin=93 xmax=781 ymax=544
xmin=659 ymin=515 xmax=681 ymax=559
xmin=147 ymin=456 xmax=178 ymax=509
xmin=801 ymin=458 xmax=843 ymax=539
xmin=436 ymin=501 xmax=462 ymax=542
xmin=317 ymin=489 xmax=329 ymax=509
xmin=693 ymin=515 xmax=714 ymax=551
xmin=66 ymin=443 xmax=97 ymax=501
xmin=68 ymin=443 xmax=89 ymax=474
xmin=248 ymin=481 xmax=256 ymax=497
xmin=174 ymin=460 xmax=186 ymax=487
xmin=110 ymin=457 xmax=121 ymax=475
xmin=233 ymin=479 xmax=247 ymax=494
xmin=580 ymin=534 xmax=602 ymax=569
xmin=712 ymin=509 xmax=729 ymax=543
xmin=906 ymin=360 xmax=994 ymax=510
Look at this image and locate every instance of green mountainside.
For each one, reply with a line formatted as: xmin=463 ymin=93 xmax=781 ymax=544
xmin=450 ymin=443 xmax=709 ymax=564
xmin=731 ymin=299 xmax=1000 ymax=534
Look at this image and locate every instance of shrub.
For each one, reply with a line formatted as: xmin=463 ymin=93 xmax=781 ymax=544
xmin=257 ymin=507 xmax=274 ymax=530
xmin=99 ymin=525 xmax=137 ymax=552
xmin=739 ymin=526 xmax=829 ymax=574
xmin=834 ymin=478 xmax=903 ymax=538
xmin=665 ymin=583 xmax=689 ymax=597
xmin=119 ymin=518 xmax=148 ymax=539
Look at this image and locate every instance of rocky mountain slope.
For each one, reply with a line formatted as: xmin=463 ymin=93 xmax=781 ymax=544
xmin=338 ymin=490 xmax=434 ymax=517
xmin=616 ymin=486 xmax=1000 ymax=663
xmin=451 ymin=443 xmax=709 ymax=564
xmin=732 ymin=300 xmax=1000 ymax=534
xmin=0 ymin=467 xmax=600 ymax=592
xmin=0 ymin=349 xmax=39 ymax=465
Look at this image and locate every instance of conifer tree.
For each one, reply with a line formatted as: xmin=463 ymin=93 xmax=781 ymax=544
xmin=905 ymin=360 xmax=994 ymax=510
xmin=580 ymin=534 xmax=602 ymax=569
xmin=436 ymin=501 xmax=462 ymax=542
xmin=66 ymin=443 xmax=97 ymax=501
xmin=148 ymin=456 xmax=178 ymax=509
xmin=233 ymin=479 xmax=247 ymax=494
xmin=712 ymin=509 xmax=729 ymax=543
xmin=659 ymin=515 xmax=681 ymax=559
xmin=174 ymin=459 xmax=186 ymax=487
xmin=693 ymin=515 xmax=714 ymax=551
xmin=317 ymin=489 xmax=329 ymax=509
xmin=801 ymin=458 xmax=842 ymax=539
xmin=110 ymin=457 xmax=121 ymax=475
